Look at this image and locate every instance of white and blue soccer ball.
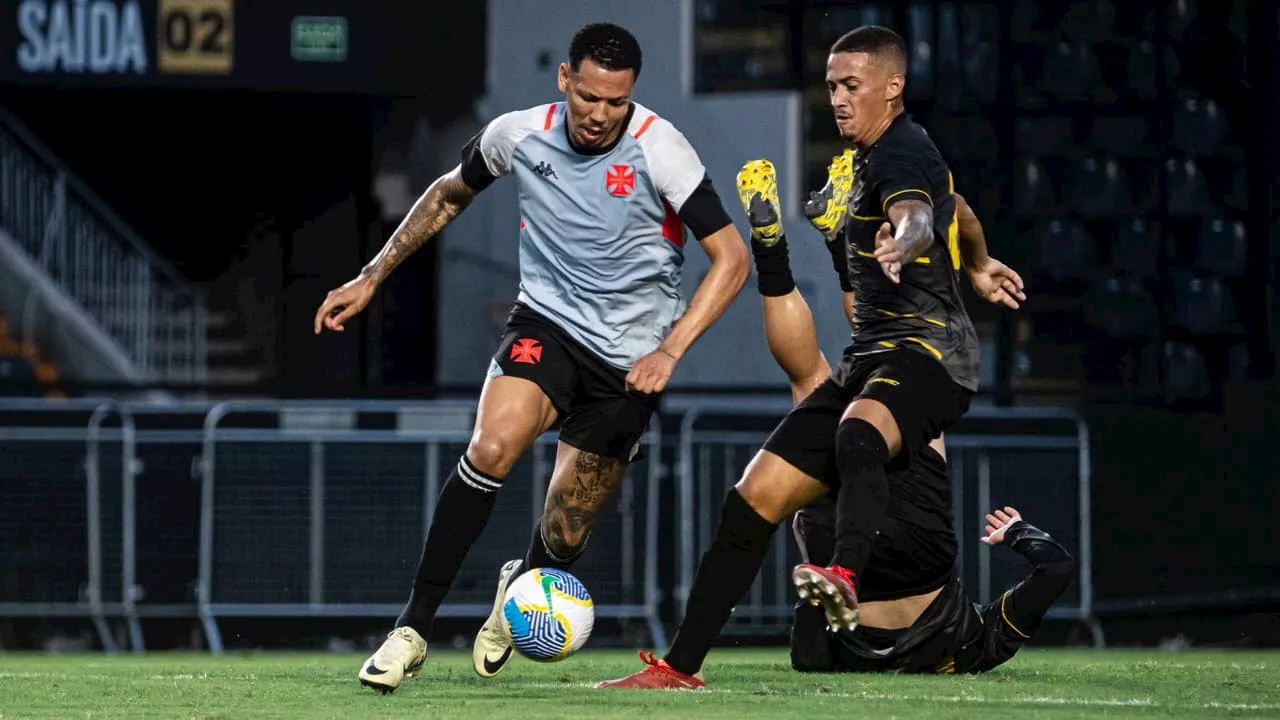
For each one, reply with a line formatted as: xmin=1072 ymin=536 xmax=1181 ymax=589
xmin=501 ymin=568 xmax=594 ymax=662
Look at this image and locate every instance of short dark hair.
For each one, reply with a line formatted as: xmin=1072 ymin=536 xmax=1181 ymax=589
xmin=830 ymin=25 xmax=907 ymax=73
xmin=569 ymin=23 xmax=643 ymax=79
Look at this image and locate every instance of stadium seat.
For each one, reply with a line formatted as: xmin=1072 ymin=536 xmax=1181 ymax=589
xmin=1060 ymin=0 xmax=1117 ymax=43
xmin=1091 ymin=116 xmax=1154 ymax=157
xmin=905 ymin=4 xmax=934 ymax=100
xmin=1015 ymin=116 xmax=1073 ymax=157
xmin=1171 ymin=98 xmax=1228 ymax=156
xmin=1071 ymin=156 xmax=1132 ymax=218
xmin=1167 ymin=0 xmax=1199 ymax=40
xmin=1169 ymin=269 xmax=1235 ymax=336
xmin=1084 ymin=274 xmax=1159 ymax=338
xmin=960 ymin=4 xmax=1000 ymax=106
xmin=932 ymin=115 xmax=997 ymax=160
xmin=1225 ymin=341 xmax=1251 ymax=382
xmin=1125 ymin=40 xmax=1180 ymax=101
xmin=1166 ymin=158 xmax=1212 ymax=217
xmin=1012 ymin=0 xmax=1042 ymax=43
xmin=1195 ymin=217 xmax=1247 ymax=278
xmin=1014 ymin=157 xmax=1059 ymax=217
xmin=1162 ymin=341 xmax=1212 ymax=403
xmin=1222 ymin=156 xmax=1248 ymax=210
xmin=1112 ymin=216 xmax=1162 ymax=278
xmin=1033 ymin=218 xmax=1095 ymax=282
xmin=1042 ymin=41 xmax=1106 ymax=101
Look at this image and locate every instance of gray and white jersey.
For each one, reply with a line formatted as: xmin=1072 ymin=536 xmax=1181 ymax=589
xmin=460 ymin=101 xmax=731 ymax=370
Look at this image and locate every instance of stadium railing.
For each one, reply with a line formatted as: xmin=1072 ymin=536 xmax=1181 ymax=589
xmin=194 ymin=399 xmax=666 ymax=654
xmin=665 ymin=397 xmax=1103 ymax=647
xmin=0 ymin=105 xmax=206 ymax=385
xmin=2 ymin=395 xmax=1098 ymax=652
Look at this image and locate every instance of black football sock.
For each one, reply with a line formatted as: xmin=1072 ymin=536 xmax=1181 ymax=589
xmin=831 ymin=418 xmax=891 ymax=580
xmin=396 ymin=454 xmax=504 ymax=638
xmin=664 ymin=488 xmax=778 ymax=675
xmin=752 ymin=233 xmax=796 ymax=297
xmin=523 ymin=518 xmax=586 ymax=571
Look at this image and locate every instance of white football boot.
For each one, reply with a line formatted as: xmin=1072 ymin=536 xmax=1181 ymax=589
xmin=358 ymin=626 xmax=426 ymax=694
xmin=472 ymin=558 xmax=524 ymax=678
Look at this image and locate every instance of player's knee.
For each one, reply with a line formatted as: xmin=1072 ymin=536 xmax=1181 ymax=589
xmin=465 ymin=432 xmax=522 ymax=477
xmin=735 ymin=453 xmax=822 ymax=524
xmin=834 ymin=418 xmax=890 ymax=472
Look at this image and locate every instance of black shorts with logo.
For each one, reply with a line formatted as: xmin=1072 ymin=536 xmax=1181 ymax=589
xmin=488 ymin=303 xmax=658 ymax=460
xmin=763 ymin=346 xmax=973 ymax=485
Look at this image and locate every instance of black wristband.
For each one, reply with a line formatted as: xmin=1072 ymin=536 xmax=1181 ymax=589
xmin=751 ymin=234 xmax=796 ymax=297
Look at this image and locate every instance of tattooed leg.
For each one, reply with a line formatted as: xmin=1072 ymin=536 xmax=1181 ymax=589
xmin=525 ymin=442 xmax=629 ymax=570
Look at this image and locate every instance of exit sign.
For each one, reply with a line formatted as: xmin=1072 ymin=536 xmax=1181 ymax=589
xmin=291 ymin=16 xmax=347 ymax=62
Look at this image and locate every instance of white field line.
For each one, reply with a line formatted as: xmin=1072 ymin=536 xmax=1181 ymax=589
xmin=529 ymin=682 xmax=1280 ymax=711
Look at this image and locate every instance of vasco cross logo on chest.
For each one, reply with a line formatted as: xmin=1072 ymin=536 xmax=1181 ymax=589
xmin=606 ymin=164 xmax=635 ymax=197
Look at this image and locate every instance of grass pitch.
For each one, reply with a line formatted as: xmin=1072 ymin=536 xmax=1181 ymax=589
xmin=1 ymin=648 xmax=1277 ymax=719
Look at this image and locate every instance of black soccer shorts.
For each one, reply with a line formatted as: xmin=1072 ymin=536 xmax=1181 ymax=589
xmin=488 ymin=303 xmax=658 ymax=460
xmin=763 ymin=346 xmax=972 ymax=484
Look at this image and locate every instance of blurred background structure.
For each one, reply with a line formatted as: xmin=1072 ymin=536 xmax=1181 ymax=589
xmin=0 ymin=0 xmax=1276 ymax=653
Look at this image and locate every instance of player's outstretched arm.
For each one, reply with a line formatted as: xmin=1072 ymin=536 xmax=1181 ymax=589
xmin=363 ymin=166 xmax=477 ymax=285
xmin=956 ymin=193 xmax=1026 ymax=310
xmin=313 ymin=166 xmax=477 ymax=334
xmin=874 ymin=198 xmax=934 ymax=283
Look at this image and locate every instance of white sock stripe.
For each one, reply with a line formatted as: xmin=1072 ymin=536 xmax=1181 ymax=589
xmin=457 ymin=470 xmax=496 ymax=494
xmin=457 ymin=457 xmax=503 ymax=490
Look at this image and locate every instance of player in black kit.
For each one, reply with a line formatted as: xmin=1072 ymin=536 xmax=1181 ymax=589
xmin=599 ymin=25 xmax=1033 ymax=689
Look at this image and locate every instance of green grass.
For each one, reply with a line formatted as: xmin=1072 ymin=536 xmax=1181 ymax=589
xmin=1 ymin=648 xmax=1277 ymax=719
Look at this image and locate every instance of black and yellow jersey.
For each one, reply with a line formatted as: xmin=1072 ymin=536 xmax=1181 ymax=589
xmin=842 ymin=113 xmax=979 ymax=391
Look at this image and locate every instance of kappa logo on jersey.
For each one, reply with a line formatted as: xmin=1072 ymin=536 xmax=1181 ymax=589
xmin=606 ymin=164 xmax=636 ymax=197
xmin=533 ymin=161 xmax=558 ymax=179
xmin=510 ymin=338 xmax=543 ymax=364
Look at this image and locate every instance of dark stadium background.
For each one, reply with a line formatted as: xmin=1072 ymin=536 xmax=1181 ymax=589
xmin=0 ymin=0 xmax=1275 ymax=652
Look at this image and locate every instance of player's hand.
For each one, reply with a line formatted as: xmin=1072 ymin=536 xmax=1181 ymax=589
xmin=313 ymin=274 xmax=377 ymax=334
xmin=626 ymin=348 xmax=678 ymax=395
xmin=967 ymin=257 xmax=1026 ymax=310
xmin=980 ymin=506 xmax=1023 ymax=546
xmin=872 ymin=222 xmax=902 ymax=283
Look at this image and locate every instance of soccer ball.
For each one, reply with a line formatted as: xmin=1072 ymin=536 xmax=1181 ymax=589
xmin=501 ymin=568 xmax=594 ymax=662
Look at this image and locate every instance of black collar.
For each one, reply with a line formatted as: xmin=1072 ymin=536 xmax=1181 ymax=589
xmin=856 ymin=110 xmax=909 ymax=154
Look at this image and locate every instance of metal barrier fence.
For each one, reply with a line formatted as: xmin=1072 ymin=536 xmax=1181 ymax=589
xmin=668 ymin=397 xmax=1100 ymax=646
xmin=0 ymin=396 xmax=1095 ymax=652
xmin=196 ymin=399 xmax=665 ymax=654
xmin=0 ymin=397 xmax=664 ymax=653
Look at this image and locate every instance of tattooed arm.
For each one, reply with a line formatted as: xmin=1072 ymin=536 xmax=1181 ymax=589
xmin=313 ymin=165 xmax=476 ymax=334
xmin=361 ymin=167 xmax=477 ymax=285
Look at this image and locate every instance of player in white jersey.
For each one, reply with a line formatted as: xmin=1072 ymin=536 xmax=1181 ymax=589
xmin=313 ymin=22 xmax=748 ymax=692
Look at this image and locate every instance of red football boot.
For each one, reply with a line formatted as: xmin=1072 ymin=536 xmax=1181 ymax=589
xmin=596 ymin=651 xmax=706 ymax=690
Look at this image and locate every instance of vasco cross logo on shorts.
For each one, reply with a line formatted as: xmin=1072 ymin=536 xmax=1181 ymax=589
xmin=606 ymin=164 xmax=636 ymax=197
xmin=510 ymin=338 xmax=543 ymax=364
